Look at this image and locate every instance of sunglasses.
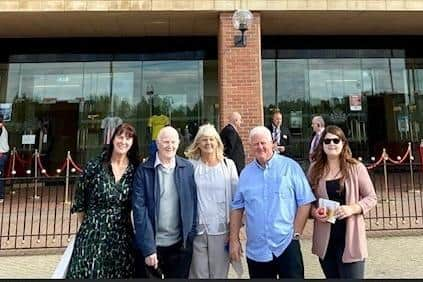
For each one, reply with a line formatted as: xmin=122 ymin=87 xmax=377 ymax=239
xmin=323 ymin=138 xmax=341 ymax=145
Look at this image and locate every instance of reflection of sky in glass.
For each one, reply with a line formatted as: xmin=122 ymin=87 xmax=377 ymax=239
xmin=277 ymin=60 xmax=307 ymax=103
xmin=142 ymin=61 xmax=202 ymax=108
xmin=262 ymin=61 xmax=275 ymax=106
xmin=6 ymin=60 xmax=203 ymax=109
xmin=264 ymin=57 xmax=408 ymax=109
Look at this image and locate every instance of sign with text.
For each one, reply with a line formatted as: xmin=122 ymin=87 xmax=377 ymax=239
xmin=22 ymin=134 xmax=36 ymax=145
xmin=349 ymin=95 xmax=362 ymax=111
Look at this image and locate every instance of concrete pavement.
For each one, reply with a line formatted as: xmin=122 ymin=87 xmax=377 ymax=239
xmin=1 ymin=235 xmax=423 ymax=279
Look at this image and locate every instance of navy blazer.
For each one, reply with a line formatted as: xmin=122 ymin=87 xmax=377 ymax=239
xmin=132 ymin=155 xmax=197 ymax=257
xmin=266 ymin=123 xmax=293 ymax=157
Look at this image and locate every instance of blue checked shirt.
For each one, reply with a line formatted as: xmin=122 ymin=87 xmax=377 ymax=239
xmin=232 ymin=153 xmax=315 ymax=262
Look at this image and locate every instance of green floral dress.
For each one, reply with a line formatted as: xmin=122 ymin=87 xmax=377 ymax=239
xmin=66 ymin=153 xmax=136 ymax=279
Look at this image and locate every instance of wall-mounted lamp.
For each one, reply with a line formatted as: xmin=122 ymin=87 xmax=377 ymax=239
xmin=232 ymin=9 xmax=253 ymax=47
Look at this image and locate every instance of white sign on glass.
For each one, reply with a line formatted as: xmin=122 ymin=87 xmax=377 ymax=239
xmin=22 ymin=134 xmax=36 ymax=145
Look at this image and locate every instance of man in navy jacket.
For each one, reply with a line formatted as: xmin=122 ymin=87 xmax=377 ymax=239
xmin=132 ymin=126 xmax=197 ymax=278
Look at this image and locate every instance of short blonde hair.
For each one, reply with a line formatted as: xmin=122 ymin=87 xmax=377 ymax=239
xmin=185 ymin=124 xmax=224 ymax=161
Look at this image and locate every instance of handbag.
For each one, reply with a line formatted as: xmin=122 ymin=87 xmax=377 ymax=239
xmin=51 ymin=236 xmax=75 ymax=279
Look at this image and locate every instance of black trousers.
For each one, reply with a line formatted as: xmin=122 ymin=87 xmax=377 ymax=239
xmin=154 ymin=240 xmax=193 ymax=278
xmin=319 ymin=244 xmax=365 ymax=279
xmin=247 ymin=239 xmax=304 ymax=279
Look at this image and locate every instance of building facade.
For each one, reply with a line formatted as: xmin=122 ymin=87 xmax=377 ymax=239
xmin=0 ymin=0 xmax=422 ymax=171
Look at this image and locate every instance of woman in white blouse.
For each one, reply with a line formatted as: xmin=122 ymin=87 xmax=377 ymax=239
xmin=185 ymin=124 xmax=239 ymax=278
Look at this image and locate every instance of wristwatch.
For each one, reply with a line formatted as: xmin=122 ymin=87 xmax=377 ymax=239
xmin=293 ymin=232 xmax=301 ymax=240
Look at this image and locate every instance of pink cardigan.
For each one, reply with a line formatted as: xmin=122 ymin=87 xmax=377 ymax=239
xmin=309 ymin=162 xmax=377 ymax=263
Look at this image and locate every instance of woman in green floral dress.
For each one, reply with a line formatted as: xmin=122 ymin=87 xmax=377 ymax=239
xmin=66 ymin=123 xmax=140 ymax=278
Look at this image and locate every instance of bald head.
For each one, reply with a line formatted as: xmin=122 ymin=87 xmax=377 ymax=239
xmin=229 ymin=112 xmax=242 ymax=129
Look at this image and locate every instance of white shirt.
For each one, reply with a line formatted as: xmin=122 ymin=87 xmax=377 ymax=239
xmin=191 ymin=159 xmax=228 ymax=235
xmin=0 ymin=126 xmax=9 ymax=153
xmin=154 ymin=152 xmax=176 ymax=169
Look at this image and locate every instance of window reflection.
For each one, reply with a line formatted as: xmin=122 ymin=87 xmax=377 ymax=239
xmin=263 ymin=52 xmax=422 ymax=161
xmin=0 ymin=59 xmax=217 ymax=172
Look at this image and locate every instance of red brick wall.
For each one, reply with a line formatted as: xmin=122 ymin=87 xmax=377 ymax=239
xmin=218 ymin=12 xmax=263 ymax=161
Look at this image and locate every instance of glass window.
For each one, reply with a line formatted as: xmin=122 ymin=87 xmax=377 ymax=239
xmin=263 ymin=50 xmax=417 ymax=161
xmin=1 ymin=59 xmax=217 ymax=172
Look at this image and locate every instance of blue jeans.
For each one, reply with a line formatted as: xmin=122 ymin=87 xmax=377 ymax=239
xmin=0 ymin=152 xmax=9 ymax=199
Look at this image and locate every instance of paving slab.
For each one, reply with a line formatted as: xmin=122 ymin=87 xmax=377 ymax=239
xmin=1 ymin=235 xmax=423 ymax=279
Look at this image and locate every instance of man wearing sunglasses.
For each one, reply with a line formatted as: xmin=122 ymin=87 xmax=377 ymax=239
xmin=309 ymin=115 xmax=325 ymax=161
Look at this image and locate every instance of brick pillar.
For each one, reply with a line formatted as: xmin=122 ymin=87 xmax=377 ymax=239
xmin=218 ymin=12 xmax=263 ymax=161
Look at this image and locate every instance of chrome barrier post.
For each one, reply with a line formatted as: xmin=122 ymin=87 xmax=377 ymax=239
xmin=408 ymin=142 xmax=418 ymax=193
xmin=33 ymin=150 xmax=39 ymax=199
xmin=383 ymin=148 xmax=389 ymax=203
xmin=65 ymin=151 xmax=70 ymax=204
xmin=10 ymin=147 xmax=16 ymax=194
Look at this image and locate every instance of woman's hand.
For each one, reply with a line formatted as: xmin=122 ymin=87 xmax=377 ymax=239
xmin=336 ymin=205 xmax=356 ymax=220
xmin=313 ymin=207 xmax=328 ymax=223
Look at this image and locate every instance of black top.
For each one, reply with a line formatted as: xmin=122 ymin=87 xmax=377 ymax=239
xmin=326 ymin=178 xmax=346 ymax=249
xmin=220 ymin=124 xmax=245 ymax=175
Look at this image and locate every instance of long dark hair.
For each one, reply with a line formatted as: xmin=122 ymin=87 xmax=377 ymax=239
xmin=308 ymin=125 xmax=358 ymax=190
xmin=104 ymin=123 xmax=140 ymax=167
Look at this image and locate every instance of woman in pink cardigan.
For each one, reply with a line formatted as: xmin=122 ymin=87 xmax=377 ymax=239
xmin=308 ymin=125 xmax=377 ymax=279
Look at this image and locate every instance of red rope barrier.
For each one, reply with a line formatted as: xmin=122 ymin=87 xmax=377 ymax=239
xmin=14 ymin=153 xmax=32 ymax=166
xmin=366 ymin=153 xmax=385 ymax=170
xmin=386 ymin=146 xmax=411 ymax=165
xmin=55 ymin=158 xmax=68 ymax=174
xmin=366 ymin=145 xmax=412 ymax=170
xmin=5 ymin=153 xmax=13 ymax=177
xmin=68 ymin=155 xmax=83 ymax=173
xmin=36 ymin=155 xmax=52 ymax=177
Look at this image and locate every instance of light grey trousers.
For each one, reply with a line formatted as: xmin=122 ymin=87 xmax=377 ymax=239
xmin=189 ymin=233 xmax=230 ymax=279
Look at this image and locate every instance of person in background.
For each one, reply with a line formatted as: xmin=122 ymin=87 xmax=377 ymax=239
xmin=308 ymin=125 xmax=377 ymax=279
xmin=132 ymin=126 xmax=197 ymax=278
xmin=309 ymin=115 xmax=325 ymax=161
xmin=0 ymin=115 xmax=8 ymax=203
xmin=67 ymin=123 xmax=140 ymax=278
xmin=229 ymin=126 xmax=315 ymax=279
xmin=185 ymin=124 xmax=239 ymax=278
xmin=220 ymin=112 xmax=245 ymax=175
xmin=266 ymin=110 xmax=292 ymax=157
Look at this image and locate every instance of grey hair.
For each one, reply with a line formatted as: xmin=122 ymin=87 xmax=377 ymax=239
xmin=249 ymin=126 xmax=272 ymax=143
xmin=157 ymin=126 xmax=180 ymax=143
xmin=312 ymin=115 xmax=325 ymax=127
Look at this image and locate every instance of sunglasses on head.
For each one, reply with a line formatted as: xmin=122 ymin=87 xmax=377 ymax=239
xmin=323 ymin=138 xmax=341 ymax=145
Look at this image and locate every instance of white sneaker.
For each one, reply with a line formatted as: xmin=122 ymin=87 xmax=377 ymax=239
xmin=0 ymin=199 xmax=4 ymax=203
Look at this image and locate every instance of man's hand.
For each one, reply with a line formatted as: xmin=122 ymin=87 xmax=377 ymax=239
xmin=229 ymin=239 xmax=243 ymax=262
xmin=145 ymin=253 xmax=159 ymax=269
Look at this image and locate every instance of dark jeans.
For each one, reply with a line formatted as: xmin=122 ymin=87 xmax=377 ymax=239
xmin=319 ymin=245 xmax=365 ymax=279
xmin=154 ymin=240 xmax=193 ymax=278
xmin=0 ymin=152 xmax=8 ymax=199
xmin=247 ymin=239 xmax=304 ymax=279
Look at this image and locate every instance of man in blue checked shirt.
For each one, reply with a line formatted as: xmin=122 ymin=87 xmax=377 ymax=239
xmin=229 ymin=126 xmax=315 ymax=279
